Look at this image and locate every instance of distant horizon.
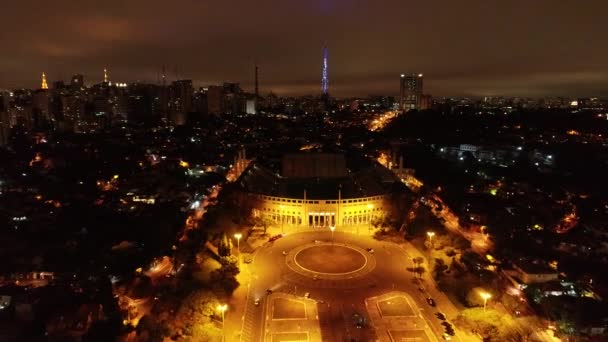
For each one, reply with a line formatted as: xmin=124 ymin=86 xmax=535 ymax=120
xmin=2 ymin=72 xmax=607 ymax=100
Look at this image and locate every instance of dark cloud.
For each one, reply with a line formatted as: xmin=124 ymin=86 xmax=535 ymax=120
xmin=1 ymin=0 xmax=608 ymax=97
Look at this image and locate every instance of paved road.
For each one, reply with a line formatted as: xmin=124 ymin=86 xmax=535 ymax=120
xmin=228 ymin=230 xmax=474 ymax=342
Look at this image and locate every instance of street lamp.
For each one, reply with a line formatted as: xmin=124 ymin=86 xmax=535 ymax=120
xmin=480 ymin=291 xmax=492 ymax=311
xmin=279 ymin=205 xmax=285 ymax=234
xmin=330 ymin=225 xmax=336 ymax=244
xmin=233 ymin=233 xmax=242 ymax=253
xmin=217 ymin=304 xmax=228 ymax=340
xmin=426 ymin=231 xmax=435 ymax=248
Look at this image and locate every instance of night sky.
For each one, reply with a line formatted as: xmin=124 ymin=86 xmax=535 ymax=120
xmin=2 ymin=0 xmax=608 ymax=97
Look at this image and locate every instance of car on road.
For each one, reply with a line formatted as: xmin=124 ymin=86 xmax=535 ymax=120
xmin=442 ymin=322 xmax=455 ymax=336
xmin=254 ymin=298 xmax=260 ymax=306
xmin=282 ymin=250 xmax=288 ymax=256
xmin=442 ymin=333 xmax=452 ymax=340
xmin=314 ymin=240 xmax=323 ymax=244
xmin=426 ymin=297 xmax=436 ymax=306
xmin=304 ymin=292 xmax=310 ymax=298
xmin=266 ymin=289 xmax=273 ymax=295
xmin=269 ymin=234 xmax=283 ymax=242
xmin=366 ymin=248 xmax=374 ymax=253
xmin=352 ymin=313 xmax=364 ymax=329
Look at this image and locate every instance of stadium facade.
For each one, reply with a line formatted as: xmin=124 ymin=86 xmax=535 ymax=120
xmin=237 ymin=152 xmax=402 ymax=229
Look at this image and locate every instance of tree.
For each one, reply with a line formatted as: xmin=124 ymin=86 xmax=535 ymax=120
xmin=455 ymin=308 xmax=512 ymax=341
xmin=412 ymin=257 xmax=424 ymax=267
xmin=217 ymin=232 xmax=231 ymax=257
xmin=173 ymin=290 xmax=219 ymax=337
xmin=433 ymin=258 xmax=449 ymax=279
xmin=253 ymin=216 xmax=273 ymax=235
xmin=465 ymin=287 xmax=493 ymax=308
xmin=501 ymin=317 xmax=540 ymax=342
xmin=210 ymin=256 xmax=240 ymax=294
xmin=191 ymin=322 xmax=222 ymax=341
xmin=136 ymin=314 xmax=170 ymax=341
xmin=407 ymin=266 xmax=426 ymax=279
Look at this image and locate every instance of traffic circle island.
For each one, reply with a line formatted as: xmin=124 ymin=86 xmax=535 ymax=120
xmin=285 ymin=241 xmax=376 ymax=281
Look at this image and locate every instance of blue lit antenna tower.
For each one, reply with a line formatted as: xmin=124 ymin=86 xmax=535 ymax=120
xmin=322 ymin=45 xmax=329 ymax=95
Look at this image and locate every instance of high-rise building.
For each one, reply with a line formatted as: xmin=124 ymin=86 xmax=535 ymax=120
xmin=71 ymin=74 xmax=84 ymax=89
xmin=246 ymin=99 xmax=256 ymax=114
xmin=53 ymin=80 xmax=66 ymax=90
xmin=207 ymin=86 xmax=224 ymax=115
xmin=170 ymin=80 xmax=193 ymax=115
xmin=399 ymin=73 xmax=423 ymax=111
xmin=0 ymin=95 xmax=10 ymax=146
xmin=0 ymin=111 xmax=9 ymax=146
xmin=418 ymin=94 xmax=432 ymax=110
xmin=222 ymin=82 xmax=244 ymax=115
xmin=32 ymin=90 xmax=51 ymax=127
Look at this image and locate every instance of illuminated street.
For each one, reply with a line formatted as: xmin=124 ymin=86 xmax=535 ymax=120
xmin=226 ymin=229 xmax=480 ymax=342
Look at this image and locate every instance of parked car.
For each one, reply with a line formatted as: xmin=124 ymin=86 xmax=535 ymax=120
xmin=427 ymin=298 xmax=436 ymax=306
xmin=269 ymin=234 xmax=283 ymax=242
xmin=254 ymin=298 xmax=260 ymax=306
xmin=352 ymin=313 xmax=364 ymax=328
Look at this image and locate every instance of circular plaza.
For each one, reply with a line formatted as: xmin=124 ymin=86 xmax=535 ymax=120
xmin=295 ymin=244 xmax=367 ymax=274
xmin=286 ymin=241 xmax=376 ymax=280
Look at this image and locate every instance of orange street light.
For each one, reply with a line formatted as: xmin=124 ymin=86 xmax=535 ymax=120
xmin=234 ymin=233 xmax=242 ymax=252
xmin=217 ymin=303 xmax=228 ymax=340
xmin=426 ymin=231 xmax=435 ymax=248
xmin=480 ymin=291 xmax=492 ymax=311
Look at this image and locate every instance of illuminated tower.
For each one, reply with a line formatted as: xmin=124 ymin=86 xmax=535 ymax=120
xmin=321 ymin=45 xmax=329 ymax=95
xmin=399 ymin=73 xmax=423 ymax=111
xmin=104 ymin=68 xmax=109 ymax=83
xmin=41 ymin=72 xmax=48 ymax=90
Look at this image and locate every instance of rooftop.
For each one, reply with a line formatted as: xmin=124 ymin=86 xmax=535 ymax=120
xmin=238 ymin=152 xmax=400 ymax=199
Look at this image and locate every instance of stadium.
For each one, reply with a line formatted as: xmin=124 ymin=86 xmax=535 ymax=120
xmin=237 ymin=152 xmax=402 ymax=231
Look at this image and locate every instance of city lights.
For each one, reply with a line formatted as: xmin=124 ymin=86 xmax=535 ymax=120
xmin=479 ymin=291 xmax=492 ymax=311
xmin=0 ymin=4 xmax=606 ymax=341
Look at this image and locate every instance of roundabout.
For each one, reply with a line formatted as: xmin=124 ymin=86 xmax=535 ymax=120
xmin=285 ymin=240 xmax=376 ymax=281
xmin=294 ymin=244 xmax=367 ymax=275
xmin=247 ymin=231 xmax=448 ymax=342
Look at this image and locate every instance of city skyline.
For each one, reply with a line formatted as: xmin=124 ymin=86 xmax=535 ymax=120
xmin=2 ymin=1 xmax=608 ymax=97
